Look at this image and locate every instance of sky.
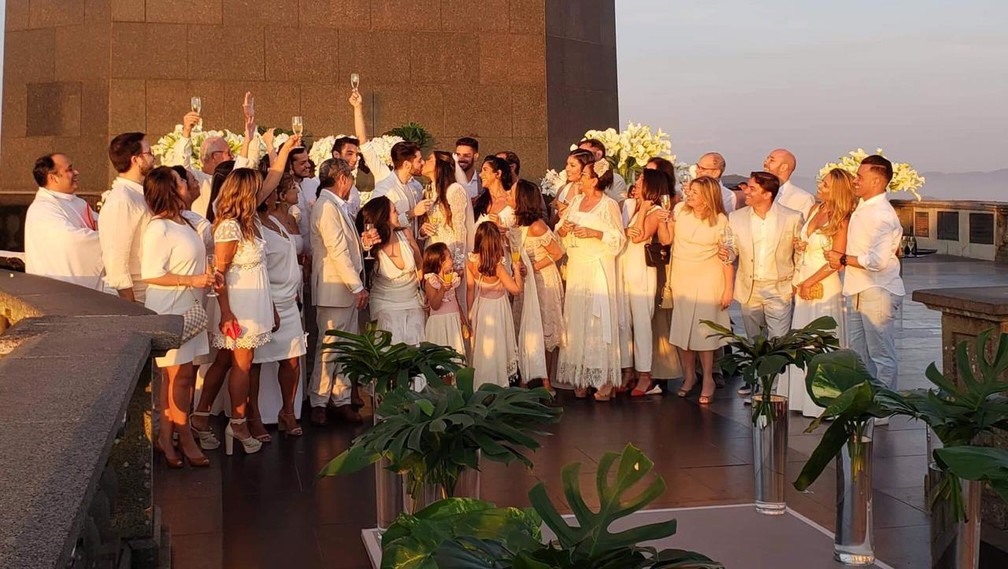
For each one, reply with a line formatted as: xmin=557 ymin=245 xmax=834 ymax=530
xmin=615 ymin=0 xmax=1008 ymax=178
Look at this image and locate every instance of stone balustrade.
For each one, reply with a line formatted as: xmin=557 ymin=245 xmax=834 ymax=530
xmin=0 ymin=271 xmax=180 ymax=568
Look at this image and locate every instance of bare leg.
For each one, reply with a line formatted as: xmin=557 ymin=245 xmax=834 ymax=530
xmin=227 ymin=348 xmax=255 ymax=440
xmin=677 ymin=348 xmax=698 ymax=395
xmin=156 ymin=367 xmax=179 ymax=463
xmin=277 ymin=358 xmax=303 ymax=435
xmin=169 ymin=363 xmax=207 ymax=464
xmin=192 ymin=349 xmax=232 ymax=432
xmin=698 ymin=350 xmax=717 ymax=403
xmin=247 ymin=362 xmax=270 ymax=442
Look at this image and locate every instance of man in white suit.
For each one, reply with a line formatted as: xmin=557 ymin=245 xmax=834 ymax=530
xmin=24 ymin=153 xmax=105 ymax=290
xmin=764 ymin=148 xmax=814 ymax=219
xmin=720 ymin=171 xmax=802 ymax=396
xmin=308 ymin=158 xmax=373 ymax=426
xmin=372 ymin=141 xmax=430 ymax=232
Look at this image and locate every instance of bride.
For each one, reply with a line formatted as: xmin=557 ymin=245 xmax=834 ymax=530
xmin=787 ymin=168 xmax=857 ymax=417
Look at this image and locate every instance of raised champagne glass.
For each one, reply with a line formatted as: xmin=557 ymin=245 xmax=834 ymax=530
xmin=351 ymin=72 xmax=360 ymax=91
xmin=292 ymin=116 xmax=304 ymax=136
xmin=191 ymin=96 xmax=202 ymax=114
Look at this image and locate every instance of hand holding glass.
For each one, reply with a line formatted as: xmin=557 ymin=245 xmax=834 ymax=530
xmin=350 ymin=73 xmax=360 ymax=91
xmin=660 ymin=194 xmax=672 ymax=211
xmin=363 ymin=223 xmax=375 ymax=260
xmin=206 ymin=254 xmax=218 ymax=297
xmin=191 ymin=96 xmax=202 ymax=114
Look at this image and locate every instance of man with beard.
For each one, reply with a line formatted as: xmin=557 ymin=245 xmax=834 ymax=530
xmin=99 ymin=132 xmax=155 ymax=303
xmin=372 ymin=141 xmax=431 ymax=231
xmin=764 ymin=148 xmax=814 ymax=219
xmin=25 ymin=153 xmax=104 ymax=291
xmin=454 ymin=137 xmax=481 ymax=200
xmin=330 ymin=134 xmax=364 ymax=218
xmin=288 ymin=146 xmax=318 ymax=252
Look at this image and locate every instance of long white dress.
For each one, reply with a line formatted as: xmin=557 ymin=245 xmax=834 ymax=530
xmin=618 ymin=205 xmax=659 ymax=373
xmin=253 ymin=217 xmax=307 ymax=363
xmin=557 ymin=194 xmax=626 ymax=388
xmin=786 ymin=211 xmax=846 ymax=417
xmin=210 ymin=219 xmax=273 ymax=350
xmin=426 ymin=182 xmax=474 ymax=270
xmin=522 ymin=227 xmax=565 ymax=353
xmin=469 ymin=257 xmax=519 ymax=388
xmin=141 ymin=218 xmax=210 ymax=367
xmin=371 ymin=232 xmax=426 ymax=346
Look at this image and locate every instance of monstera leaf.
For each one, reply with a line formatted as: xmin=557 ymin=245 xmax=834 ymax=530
xmin=434 ymin=445 xmax=723 ymax=568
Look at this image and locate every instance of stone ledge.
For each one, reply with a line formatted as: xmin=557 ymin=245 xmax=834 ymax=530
xmin=0 ymin=271 xmax=181 ymax=568
xmin=912 ymin=287 xmax=1008 ymax=319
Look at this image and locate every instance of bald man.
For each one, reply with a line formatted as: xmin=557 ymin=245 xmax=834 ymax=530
xmin=696 ymin=152 xmax=736 ymax=214
xmin=764 ymin=149 xmax=814 ymax=219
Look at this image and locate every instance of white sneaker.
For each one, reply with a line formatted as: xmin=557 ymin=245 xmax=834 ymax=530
xmin=874 ymin=417 xmax=890 ymax=427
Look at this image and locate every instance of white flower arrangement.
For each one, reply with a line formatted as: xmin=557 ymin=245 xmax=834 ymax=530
xmin=151 ymin=124 xmax=246 ymax=170
xmin=820 ymin=148 xmax=925 ymax=199
xmin=360 ymin=134 xmax=404 ymax=168
xmin=309 ymin=136 xmax=337 ymax=172
xmin=540 ymin=168 xmax=567 ymax=197
xmin=571 ymin=122 xmax=675 ymax=182
xmin=675 ymin=162 xmax=695 ymax=187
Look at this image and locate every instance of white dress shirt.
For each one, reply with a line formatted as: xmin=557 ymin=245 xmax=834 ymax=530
xmin=347 ymin=186 xmax=362 ymax=219
xmin=25 ymin=188 xmax=105 ymax=291
xmin=373 ymin=173 xmax=423 ymax=229
xmin=843 ymin=193 xmax=905 ymax=297
xmin=98 ymin=177 xmax=152 ymax=301
xmin=720 ymin=183 xmax=736 ymax=215
xmin=164 ymin=135 xmax=251 ymax=218
xmin=751 ymin=206 xmax=778 ymax=280
xmin=359 ymin=140 xmax=392 ymax=186
xmin=777 ymin=180 xmax=815 ymax=219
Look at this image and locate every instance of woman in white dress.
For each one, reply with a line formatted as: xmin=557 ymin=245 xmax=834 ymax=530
xmin=514 ymin=180 xmax=566 ymax=393
xmin=467 ymin=222 xmax=524 ymax=388
xmin=550 ymin=149 xmax=595 ymax=228
xmin=209 ymin=168 xmax=279 ymax=455
xmin=788 ymin=168 xmax=857 ymax=416
xmin=474 ymin=156 xmax=516 ymax=231
xmin=140 ymin=167 xmax=215 ymax=468
xmin=420 ymin=151 xmax=474 ymax=270
xmin=250 ymin=192 xmax=307 ymax=436
xmin=556 ymin=159 xmax=626 ymax=401
xmin=361 ymin=196 xmax=426 ymax=346
xmin=618 ymin=170 xmax=673 ymax=396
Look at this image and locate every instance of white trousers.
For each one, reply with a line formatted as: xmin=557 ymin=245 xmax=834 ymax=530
xmin=619 ymin=284 xmax=656 ymax=372
xmin=308 ymin=305 xmax=358 ymax=408
xmin=740 ymin=279 xmax=794 ymax=395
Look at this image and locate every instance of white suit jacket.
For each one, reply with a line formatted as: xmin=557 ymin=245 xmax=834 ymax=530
xmin=727 ymin=204 xmax=802 ymax=304
xmin=311 ymin=189 xmax=365 ymax=308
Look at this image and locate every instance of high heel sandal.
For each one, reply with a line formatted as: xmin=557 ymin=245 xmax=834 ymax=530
xmin=247 ymin=414 xmax=272 ymax=443
xmin=676 ymin=380 xmax=699 ymax=398
xmin=179 ymin=441 xmax=210 ymax=468
xmin=593 ymin=386 xmax=614 ymax=402
xmin=225 ymin=418 xmax=263 ymax=456
xmin=154 ymin=439 xmax=183 ymax=469
xmin=190 ymin=411 xmax=220 ymax=450
xmin=277 ymin=412 xmax=303 ymax=437
xmin=631 ymin=373 xmax=660 ymax=397
xmin=617 ymin=369 xmax=637 ymax=393
xmin=698 ymin=390 xmax=716 ymax=405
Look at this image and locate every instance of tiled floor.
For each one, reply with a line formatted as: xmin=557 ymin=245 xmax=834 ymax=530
xmin=154 ymin=255 xmax=1008 ymax=568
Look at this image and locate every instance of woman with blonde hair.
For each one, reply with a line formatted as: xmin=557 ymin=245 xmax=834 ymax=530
xmin=668 ymin=175 xmax=733 ymax=405
xmin=787 ymin=167 xmax=857 ymax=416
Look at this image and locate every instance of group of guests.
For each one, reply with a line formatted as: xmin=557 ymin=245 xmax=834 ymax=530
xmin=22 ymin=91 xmax=907 ymax=467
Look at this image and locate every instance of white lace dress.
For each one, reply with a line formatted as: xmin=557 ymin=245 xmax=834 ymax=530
xmin=426 ymin=182 xmax=474 ymax=269
xmin=210 ymin=219 xmax=273 ymax=350
xmin=371 ymin=232 xmax=426 ymax=346
xmin=521 ymin=226 xmax=565 ymax=352
xmin=786 ymin=211 xmax=846 ymax=417
xmin=557 ymin=194 xmax=626 ymax=388
xmin=468 ymin=256 xmax=519 ymax=388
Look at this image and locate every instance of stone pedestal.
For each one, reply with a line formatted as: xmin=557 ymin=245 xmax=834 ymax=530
xmin=912 ymin=287 xmax=1008 ymax=538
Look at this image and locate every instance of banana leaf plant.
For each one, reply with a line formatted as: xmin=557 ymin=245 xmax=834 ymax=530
xmin=794 ymin=330 xmax=1008 ymax=521
xmin=380 ymin=498 xmax=542 ymax=569
xmin=319 ymin=368 xmax=562 ymax=504
xmin=702 ymin=316 xmax=839 ymax=425
xmin=432 ymin=444 xmax=724 ymax=568
xmin=323 ymin=321 xmax=465 ymax=397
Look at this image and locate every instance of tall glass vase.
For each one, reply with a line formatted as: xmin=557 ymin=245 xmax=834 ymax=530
xmin=835 ymin=420 xmax=874 ymax=565
xmin=955 ymin=479 xmax=982 ymax=569
xmin=928 ymin=466 xmax=982 ymax=569
xmin=752 ymin=394 xmax=789 ymax=515
xmin=373 ymin=410 xmax=403 ymax=531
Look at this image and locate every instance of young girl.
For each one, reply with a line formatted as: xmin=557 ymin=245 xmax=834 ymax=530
xmin=466 ymin=223 xmax=523 ymax=388
xmin=422 ymin=242 xmax=468 ymax=358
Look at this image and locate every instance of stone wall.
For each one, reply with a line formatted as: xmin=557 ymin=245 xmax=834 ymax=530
xmin=1 ymin=0 xmax=619 ymax=204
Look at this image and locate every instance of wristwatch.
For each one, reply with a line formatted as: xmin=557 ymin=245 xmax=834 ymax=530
xmin=839 ymin=254 xmax=848 ymax=267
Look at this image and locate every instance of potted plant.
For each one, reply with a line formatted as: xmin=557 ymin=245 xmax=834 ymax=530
xmin=323 ymin=323 xmax=466 ymax=528
xmin=386 ymin=122 xmax=434 ymax=153
xmin=429 ymin=444 xmax=724 ymax=568
xmin=794 ymin=331 xmax=1008 ymax=569
xmin=703 ymin=316 xmax=839 ymax=515
xmin=319 ymin=368 xmax=562 ymax=515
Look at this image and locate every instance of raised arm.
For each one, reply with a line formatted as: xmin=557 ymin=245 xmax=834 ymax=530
xmin=238 ymin=92 xmax=255 ymax=161
xmin=259 ymin=134 xmax=302 ymax=205
xmin=350 ymin=90 xmax=368 ymax=144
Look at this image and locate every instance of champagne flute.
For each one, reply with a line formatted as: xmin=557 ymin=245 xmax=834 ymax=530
xmin=442 ymin=271 xmax=454 ymax=286
xmin=660 ymin=194 xmax=672 ymax=211
xmin=351 ymin=72 xmax=360 ymax=91
xmin=292 ymin=116 xmax=304 ymax=136
xmin=206 ymin=254 xmax=218 ymax=297
xmin=719 ymin=226 xmax=735 ymax=265
xmin=191 ymin=96 xmax=202 ymax=114
xmin=363 ymin=223 xmax=375 ymax=260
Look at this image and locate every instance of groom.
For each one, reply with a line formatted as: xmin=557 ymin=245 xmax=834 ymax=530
xmin=719 ymin=171 xmax=802 ymax=396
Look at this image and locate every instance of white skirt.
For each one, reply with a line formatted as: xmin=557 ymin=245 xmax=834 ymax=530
xmin=425 ymin=312 xmax=466 ymax=359
xmin=156 ymin=332 xmax=209 ymax=368
xmin=375 ymin=307 xmax=427 ymax=346
xmin=253 ymin=299 xmax=307 ymax=363
xmin=471 ymin=294 xmax=518 ymax=388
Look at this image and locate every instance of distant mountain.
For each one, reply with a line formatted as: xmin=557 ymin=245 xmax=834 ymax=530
xmin=787 ymin=170 xmax=1007 ymax=202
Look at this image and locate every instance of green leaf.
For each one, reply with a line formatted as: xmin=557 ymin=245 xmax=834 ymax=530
xmin=793 ymin=418 xmax=852 ymax=491
xmin=318 ymin=446 xmax=380 ymax=478
xmin=934 ymin=446 xmax=1008 ymax=487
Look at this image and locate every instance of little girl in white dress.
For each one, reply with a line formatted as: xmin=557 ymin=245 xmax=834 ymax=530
xmin=422 ymin=242 xmax=468 ymax=358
